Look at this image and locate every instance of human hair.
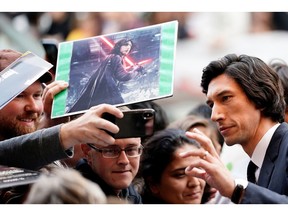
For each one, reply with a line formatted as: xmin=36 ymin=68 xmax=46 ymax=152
xmin=140 ymin=128 xmax=200 ymax=188
xmin=269 ymin=59 xmax=288 ymax=109
xmin=24 ymin=168 xmax=107 ymax=204
xmin=167 ymin=114 xmax=222 ymax=154
xmin=111 ymin=38 xmax=133 ymax=56
xmin=188 ymin=103 xmax=212 ymax=119
xmin=188 ymin=103 xmax=224 ymax=148
xmin=201 ymin=53 xmax=285 ymax=122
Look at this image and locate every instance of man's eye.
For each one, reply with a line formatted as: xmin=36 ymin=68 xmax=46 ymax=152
xmin=126 ymin=148 xmax=137 ymax=154
xmin=222 ymin=95 xmax=231 ymax=102
xmin=104 ymin=149 xmax=119 ymax=155
xmin=104 ymin=149 xmax=115 ymax=153
xmin=16 ymin=94 xmax=24 ymax=98
xmin=34 ymin=94 xmax=43 ymax=99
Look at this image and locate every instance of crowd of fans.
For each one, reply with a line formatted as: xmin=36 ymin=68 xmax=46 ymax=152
xmin=1 ymin=12 xmax=288 ymax=208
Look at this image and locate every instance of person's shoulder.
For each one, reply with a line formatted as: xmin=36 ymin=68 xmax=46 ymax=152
xmin=274 ymin=123 xmax=288 ymax=150
xmin=75 ymin=159 xmax=90 ymax=172
xmin=276 ymin=122 xmax=288 ymax=134
xmin=127 ymin=184 xmax=142 ymax=204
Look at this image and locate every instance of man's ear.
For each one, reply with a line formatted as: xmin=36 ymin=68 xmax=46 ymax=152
xmin=81 ymin=143 xmax=91 ymax=157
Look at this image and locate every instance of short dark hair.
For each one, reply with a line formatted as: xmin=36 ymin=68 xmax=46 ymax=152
xmin=201 ymin=54 xmax=285 ymax=122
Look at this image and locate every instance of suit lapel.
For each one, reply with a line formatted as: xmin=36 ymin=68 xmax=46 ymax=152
xmin=257 ymin=123 xmax=287 ymax=187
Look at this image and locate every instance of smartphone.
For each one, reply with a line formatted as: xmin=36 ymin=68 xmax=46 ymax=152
xmin=102 ymin=108 xmax=155 ymax=139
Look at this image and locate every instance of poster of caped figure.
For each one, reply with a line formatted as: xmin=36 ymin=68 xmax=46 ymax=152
xmin=52 ymin=21 xmax=177 ymax=118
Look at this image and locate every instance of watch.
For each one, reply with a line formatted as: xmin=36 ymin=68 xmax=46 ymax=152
xmin=231 ymin=179 xmax=248 ymax=204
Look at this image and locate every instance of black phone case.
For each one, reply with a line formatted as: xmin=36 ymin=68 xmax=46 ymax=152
xmin=102 ymin=109 xmax=155 ymax=138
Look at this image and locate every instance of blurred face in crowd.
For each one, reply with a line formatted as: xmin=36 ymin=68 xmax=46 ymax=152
xmin=0 ymin=81 xmax=43 ymax=140
xmin=82 ymin=137 xmax=142 ymax=195
xmin=150 ymin=144 xmax=206 ymax=204
xmin=188 ymin=124 xmax=222 ymax=155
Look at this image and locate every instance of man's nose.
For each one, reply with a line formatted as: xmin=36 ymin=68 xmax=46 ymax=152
xmin=117 ymin=150 xmax=129 ymax=164
xmin=24 ymin=98 xmax=42 ymax=113
xmin=210 ymin=105 xmax=224 ymax=122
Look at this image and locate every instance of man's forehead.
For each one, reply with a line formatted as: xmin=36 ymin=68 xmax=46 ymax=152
xmin=0 ymin=49 xmax=22 ymax=71
xmin=207 ymin=74 xmax=234 ymax=93
xmin=114 ymin=137 xmax=141 ymax=145
xmin=20 ymin=80 xmax=43 ymax=94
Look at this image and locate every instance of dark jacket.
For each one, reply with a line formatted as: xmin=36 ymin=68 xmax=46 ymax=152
xmin=241 ymin=122 xmax=288 ymax=203
xmin=76 ymin=159 xmax=142 ymax=204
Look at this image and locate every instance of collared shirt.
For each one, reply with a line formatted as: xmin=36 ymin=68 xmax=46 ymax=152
xmin=251 ymin=123 xmax=280 ymax=181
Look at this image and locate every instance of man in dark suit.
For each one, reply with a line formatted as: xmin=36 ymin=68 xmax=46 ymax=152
xmin=180 ymin=53 xmax=288 ymax=203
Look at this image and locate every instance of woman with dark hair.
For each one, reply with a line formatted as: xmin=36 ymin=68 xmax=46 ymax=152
xmin=139 ymin=128 xmax=206 ymax=204
xmin=69 ymin=38 xmax=143 ymax=112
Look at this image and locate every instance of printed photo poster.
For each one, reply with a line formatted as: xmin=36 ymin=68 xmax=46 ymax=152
xmin=52 ymin=21 xmax=178 ymax=118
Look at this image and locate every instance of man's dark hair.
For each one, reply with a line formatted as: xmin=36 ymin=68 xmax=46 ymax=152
xmin=201 ymin=53 xmax=285 ymax=123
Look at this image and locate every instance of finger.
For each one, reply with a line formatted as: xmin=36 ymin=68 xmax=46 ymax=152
xmin=89 ymin=104 xmax=124 ymax=119
xmin=42 ymin=82 xmax=68 ymax=116
xmin=179 ymin=149 xmax=212 ymax=163
xmin=42 ymin=81 xmax=68 ymax=98
xmin=184 ymin=164 xmax=208 ymax=181
xmin=97 ymin=117 xmax=120 ymax=135
xmin=179 ymin=148 xmax=203 ymax=157
xmin=81 ymin=105 xmax=122 ymax=134
xmin=202 ymin=150 xmax=209 ymax=160
xmin=89 ymin=129 xmax=116 ymax=146
xmin=185 ymin=128 xmax=219 ymax=157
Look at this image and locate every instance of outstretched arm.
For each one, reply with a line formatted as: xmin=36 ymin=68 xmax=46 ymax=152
xmin=0 ymin=104 xmax=123 ymax=170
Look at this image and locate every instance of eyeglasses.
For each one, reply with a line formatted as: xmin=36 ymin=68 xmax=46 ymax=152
xmin=87 ymin=143 xmax=144 ymax=158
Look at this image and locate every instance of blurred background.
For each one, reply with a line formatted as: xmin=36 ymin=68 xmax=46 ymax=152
xmin=1 ymin=12 xmax=288 ymax=122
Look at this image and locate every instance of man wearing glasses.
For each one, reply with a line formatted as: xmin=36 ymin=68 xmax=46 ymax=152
xmin=76 ymin=138 xmax=143 ymax=203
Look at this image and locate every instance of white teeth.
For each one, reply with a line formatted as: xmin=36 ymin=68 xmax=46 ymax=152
xmin=21 ymin=119 xmax=33 ymax=122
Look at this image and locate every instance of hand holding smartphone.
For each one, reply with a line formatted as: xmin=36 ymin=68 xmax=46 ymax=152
xmin=102 ymin=108 xmax=155 ymax=139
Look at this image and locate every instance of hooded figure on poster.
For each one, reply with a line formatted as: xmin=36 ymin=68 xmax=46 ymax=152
xmin=68 ymin=38 xmax=144 ymax=113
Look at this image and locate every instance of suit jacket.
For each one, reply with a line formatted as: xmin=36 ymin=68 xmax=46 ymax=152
xmin=0 ymin=125 xmax=72 ymax=170
xmin=242 ymin=122 xmax=288 ymax=203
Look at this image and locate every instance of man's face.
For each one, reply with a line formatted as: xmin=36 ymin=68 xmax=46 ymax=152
xmin=0 ymin=81 xmax=43 ymax=140
xmin=83 ymin=137 xmax=141 ymax=193
xmin=206 ymin=74 xmax=261 ymax=149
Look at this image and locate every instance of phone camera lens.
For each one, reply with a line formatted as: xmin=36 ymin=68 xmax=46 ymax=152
xmin=143 ymin=112 xmax=153 ymax=119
